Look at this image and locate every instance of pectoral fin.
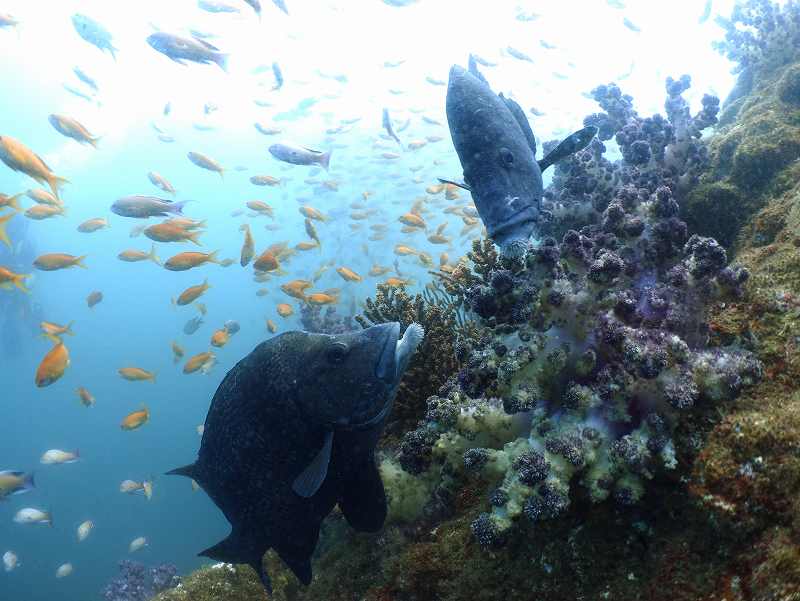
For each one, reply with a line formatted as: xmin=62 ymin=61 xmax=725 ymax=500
xmin=292 ymin=430 xmax=333 ymax=498
xmin=437 ymin=178 xmax=471 ymax=192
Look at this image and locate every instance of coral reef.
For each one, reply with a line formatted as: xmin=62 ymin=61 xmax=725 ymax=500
xmin=102 ymin=560 xmax=179 ymax=601
xmin=151 ymin=563 xmax=266 ymax=601
xmin=298 ymin=304 xmax=356 ymax=335
xmin=538 ymin=73 xmax=718 ymax=243
xmin=356 ymin=283 xmax=474 ymax=437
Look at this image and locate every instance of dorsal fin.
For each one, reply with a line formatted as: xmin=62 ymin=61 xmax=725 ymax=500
xmin=193 ymin=37 xmax=220 ymax=51
xmin=499 ymin=93 xmax=537 ymax=157
xmin=537 ymin=125 xmax=598 ymax=172
xmin=468 ymin=54 xmax=490 ymax=87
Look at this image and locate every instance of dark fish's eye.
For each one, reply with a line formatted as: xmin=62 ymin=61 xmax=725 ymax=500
xmin=327 ymin=342 xmax=349 ymax=364
xmin=499 ymin=147 xmax=514 ymax=166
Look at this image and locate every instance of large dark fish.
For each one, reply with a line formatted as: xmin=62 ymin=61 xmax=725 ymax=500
xmin=147 ymin=33 xmax=229 ymax=71
xmin=443 ymin=61 xmax=596 ymax=257
xmin=167 ymin=322 xmax=424 ymax=593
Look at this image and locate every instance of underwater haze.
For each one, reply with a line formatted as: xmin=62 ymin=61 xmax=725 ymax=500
xmin=2 ymin=0 xmax=793 ymax=600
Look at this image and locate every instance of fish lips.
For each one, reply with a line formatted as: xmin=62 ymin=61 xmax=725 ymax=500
xmin=374 ymin=321 xmax=401 ymax=384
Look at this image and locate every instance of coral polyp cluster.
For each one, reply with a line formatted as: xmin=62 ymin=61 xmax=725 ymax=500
xmin=394 ymin=77 xmax=762 ymax=547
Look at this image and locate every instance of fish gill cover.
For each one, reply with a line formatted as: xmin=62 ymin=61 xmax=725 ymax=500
xmin=2 ymin=0 xmax=800 ymax=600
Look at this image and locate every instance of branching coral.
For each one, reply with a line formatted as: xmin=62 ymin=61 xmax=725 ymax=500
xmin=356 ymin=284 xmax=475 ymax=437
xmin=299 ymin=304 xmax=357 ymax=335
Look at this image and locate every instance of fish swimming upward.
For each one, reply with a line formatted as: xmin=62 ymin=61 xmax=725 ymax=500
xmin=443 ymin=60 xmax=596 ymax=257
xmin=167 ymin=322 xmax=424 ymax=593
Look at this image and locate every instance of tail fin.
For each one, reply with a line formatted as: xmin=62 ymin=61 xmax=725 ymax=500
xmin=73 ymin=255 xmax=88 ymax=269
xmin=108 ymin=46 xmax=118 ymax=62
xmin=6 ymin=193 xmax=22 ymax=212
xmin=47 ymin=175 xmax=69 ymax=200
xmin=148 ymin=244 xmax=162 ymax=266
xmin=216 ymin=53 xmax=230 ymax=73
xmin=13 ymin=273 xmax=29 ymax=293
xmin=168 ymin=200 xmax=189 ymax=216
xmin=319 ymin=150 xmax=331 ymax=171
xmin=0 ymin=212 xmax=15 ymax=248
xmin=207 ymin=250 xmax=221 ymax=265
xmin=22 ymin=472 xmax=35 ymax=492
xmin=88 ymin=136 xmax=100 ymax=148
xmin=187 ymin=231 xmax=202 ymax=246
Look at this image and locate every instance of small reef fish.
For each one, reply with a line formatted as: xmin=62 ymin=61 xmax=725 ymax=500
xmin=77 ymin=520 xmax=93 ymax=542
xmin=298 ymin=206 xmax=327 ymax=222
xmin=48 ymin=114 xmax=99 ymax=147
xmin=35 ymin=342 xmax=70 ymax=387
xmin=171 ymin=341 xmax=185 ymax=364
xmin=183 ymin=351 xmax=216 ymax=374
xmin=382 ymin=108 xmax=402 ymax=148
xmin=34 ymin=254 xmax=87 ymax=271
xmin=40 ymin=449 xmax=80 ymax=465
xmin=120 ymin=479 xmax=153 ymax=500
xmin=145 ymin=223 xmax=202 ymax=245
xmin=73 ymin=67 xmax=98 ymax=92
xmin=148 ymin=172 xmax=176 ymax=195
xmin=240 ymin=224 xmax=255 ymax=267
xmin=183 ymin=316 xmax=204 ymax=335
xmin=13 ymin=507 xmax=52 ymax=526
xmin=147 ymin=33 xmax=228 ymax=71
xmin=3 ymin=551 xmax=18 ymax=572
xmin=25 ymin=204 xmax=65 ymax=220
xmin=0 ymin=266 xmax=28 ymax=292
xmin=118 ymin=367 xmax=156 ymax=382
xmin=211 ymin=329 xmax=229 ymax=347
xmin=250 ymin=175 xmax=281 ymax=186
xmin=72 ymin=14 xmax=117 ymax=59
xmin=506 ymin=46 xmax=534 ymax=62
xmin=0 ymin=471 xmax=35 ymax=498
xmin=255 ymin=123 xmax=282 ymax=136
xmin=268 ymin=143 xmax=331 ymax=171
xmin=164 ymin=251 xmax=220 ymax=271
xmin=121 ymin=408 xmax=150 ymax=430
xmin=77 ymin=218 xmax=109 ymax=233
xmin=77 ymin=387 xmax=95 ymax=407
xmin=198 ymin=0 xmax=240 ymax=13
xmin=118 ymin=245 xmax=161 ymax=265
xmin=336 ymin=267 xmax=362 ymax=282
xmin=129 ymin=536 xmax=147 ymax=552
xmin=276 ymin=303 xmax=294 ymax=317
xmin=87 ymin=291 xmax=104 ymax=308
xmin=0 ymin=136 xmax=68 ymax=199
xmin=176 ymin=280 xmax=211 ymax=306
xmin=41 ymin=321 xmax=75 ymax=341
xmin=187 ymin=152 xmax=224 ymax=177
xmin=111 ymin=196 xmax=188 ymax=219
xmin=55 ymin=563 xmax=73 ymax=578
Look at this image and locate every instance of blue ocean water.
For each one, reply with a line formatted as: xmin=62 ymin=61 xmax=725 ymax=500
xmin=0 ymin=1 xmax=739 ymax=599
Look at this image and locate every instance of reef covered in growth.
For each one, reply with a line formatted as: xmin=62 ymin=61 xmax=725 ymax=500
xmin=102 ymin=560 xmax=179 ymax=601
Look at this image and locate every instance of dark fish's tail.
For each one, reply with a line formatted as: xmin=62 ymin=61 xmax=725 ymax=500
xmin=216 ymin=53 xmax=230 ymax=73
xmin=200 ymin=533 xmax=273 ymax=594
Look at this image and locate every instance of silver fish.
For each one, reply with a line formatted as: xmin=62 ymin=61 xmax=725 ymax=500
xmin=147 ymin=32 xmax=228 ymax=71
xmin=111 ymin=196 xmax=189 ymax=219
xmin=268 ymin=143 xmax=331 ymax=170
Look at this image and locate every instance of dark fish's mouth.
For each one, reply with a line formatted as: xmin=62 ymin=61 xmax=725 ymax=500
xmin=374 ymin=321 xmax=401 ymax=383
xmin=487 ymin=204 xmax=539 ymax=245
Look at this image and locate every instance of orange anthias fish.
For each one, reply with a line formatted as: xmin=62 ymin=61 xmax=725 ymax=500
xmin=171 ymin=341 xmax=185 ymax=364
xmin=0 ymin=266 xmax=29 ymax=292
xmin=164 ymin=251 xmax=220 ymax=271
xmin=280 ymin=279 xmax=312 ymax=300
xmin=121 ymin=407 xmax=150 ymax=431
xmin=35 ymin=342 xmax=70 ymax=387
xmin=240 ymin=224 xmax=255 ymax=267
xmin=336 ymin=267 xmax=362 ymax=282
xmin=253 ymin=250 xmax=280 ymax=272
xmin=183 ymin=351 xmax=216 ymax=374
xmin=40 ymin=320 xmax=74 ymax=340
xmin=210 ymin=328 xmax=229 ymax=348
xmin=176 ymin=279 xmax=210 ymax=305
xmin=118 ymin=244 xmax=161 ymax=265
xmin=276 ymin=303 xmax=294 ymax=317
xmin=0 ymin=135 xmax=69 ymax=199
xmin=145 ymin=223 xmax=202 ymax=245
xmin=0 ymin=212 xmax=15 ymax=248
xmin=305 ymin=293 xmax=338 ymax=305
xmin=76 ymin=387 xmax=95 ymax=407
xmin=33 ymin=254 xmax=87 ymax=271
xmin=77 ymin=218 xmax=109 ymax=233
xmin=118 ymin=367 xmax=156 ymax=383
xmin=298 ymin=206 xmax=328 ymax=222
xmin=266 ymin=319 xmax=277 ymax=333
